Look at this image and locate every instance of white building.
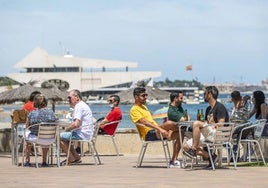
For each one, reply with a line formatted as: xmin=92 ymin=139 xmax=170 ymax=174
xmin=7 ymin=47 xmax=161 ymax=92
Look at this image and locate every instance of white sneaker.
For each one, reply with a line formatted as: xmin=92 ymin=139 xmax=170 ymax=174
xmin=169 ymin=160 xmax=181 ymax=168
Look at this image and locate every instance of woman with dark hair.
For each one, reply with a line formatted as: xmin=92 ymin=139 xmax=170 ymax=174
xmin=249 ymin=90 xmax=268 ymax=120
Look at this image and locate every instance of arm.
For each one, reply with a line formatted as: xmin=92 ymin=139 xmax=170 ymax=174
xmin=137 ymin=118 xmax=168 ymax=137
xmin=100 ymin=118 xmax=110 ymax=126
xmin=65 ymin=119 xmax=80 ymax=132
xmin=260 ymin=103 xmax=267 ymax=119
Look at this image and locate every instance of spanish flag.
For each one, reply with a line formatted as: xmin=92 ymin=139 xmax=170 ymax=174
xmin=185 ymin=65 xmax=192 ymax=71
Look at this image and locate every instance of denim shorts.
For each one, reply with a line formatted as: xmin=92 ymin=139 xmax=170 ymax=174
xmin=145 ymin=129 xmax=159 ymax=141
xmin=60 ymin=131 xmax=82 ymax=141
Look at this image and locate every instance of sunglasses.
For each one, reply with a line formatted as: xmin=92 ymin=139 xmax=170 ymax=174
xmin=139 ymin=93 xmax=148 ymax=97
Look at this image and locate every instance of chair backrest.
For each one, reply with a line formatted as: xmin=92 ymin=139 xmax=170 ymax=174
xmin=11 ymin=109 xmax=28 ymax=125
xmin=214 ymin=123 xmax=234 ymax=144
xmin=37 ymin=122 xmax=57 ymax=140
xmin=135 ymin=123 xmax=147 ymax=142
xmin=253 ymin=119 xmax=267 ymax=140
xmin=101 ymin=120 xmax=121 ymax=136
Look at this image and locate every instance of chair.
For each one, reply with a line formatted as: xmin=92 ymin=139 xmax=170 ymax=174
xmin=183 ymin=122 xmax=236 ymax=170
xmin=95 ymin=120 xmax=121 ymax=156
xmin=10 ymin=109 xmax=28 ymax=166
xmin=237 ymin=119 xmax=267 ymax=165
xmin=66 ymin=124 xmax=101 ymax=166
xmin=22 ymin=122 xmax=58 ymax=168
xmin=135 ymin=123 xmax=171 ymax=168
xmin=203 ymin=122 xmax=236 ymax=170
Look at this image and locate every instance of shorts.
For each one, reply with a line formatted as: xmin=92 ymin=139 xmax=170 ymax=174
xmin=60 ymin=131 xmax=82 ymax=141
xmin=145 ymin=129 xmax=159 ymax=141
xmin=186 ymin=126 xmax=216 ymax=148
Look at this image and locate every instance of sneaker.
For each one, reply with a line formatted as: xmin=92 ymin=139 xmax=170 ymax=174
xmin=41 ymin=162 xmax=49 ymax=167
xmin=183 ymin=149 xmax=196 ymax=158
xmin=169 ymin=160 xmax=181 ymax=168
xmin=24 ymin=162 xmax=31 ymax=167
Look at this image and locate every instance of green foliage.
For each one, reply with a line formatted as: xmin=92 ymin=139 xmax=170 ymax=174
xmin=155 ymin=78 xmax=204 ymax=89
xmin=0 ymin=77 xmax=19 ymax=86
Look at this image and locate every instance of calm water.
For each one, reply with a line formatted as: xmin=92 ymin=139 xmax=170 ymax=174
xmin=0 ymin=101 xmax=233 ymax=130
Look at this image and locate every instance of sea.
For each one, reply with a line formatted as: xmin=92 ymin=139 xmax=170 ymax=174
xmin=0 ymin=94 xmax=231 ymax=130
xmin=1 ymin=93 xmax=267 ymax=130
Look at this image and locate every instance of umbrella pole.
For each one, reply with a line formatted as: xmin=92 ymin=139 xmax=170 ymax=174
xmin=52 ymin=100 xmax=55 ymax=112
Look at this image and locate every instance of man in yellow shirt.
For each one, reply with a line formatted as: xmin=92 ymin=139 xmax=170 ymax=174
xmin=130 ymin=87 xmax=184 ymax=168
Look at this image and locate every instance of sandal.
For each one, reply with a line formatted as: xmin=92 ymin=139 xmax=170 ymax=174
xmin=60 ymin=159 xmax=67 ymax=166
xmin=69 ymin=159 xmax=82 ymax=165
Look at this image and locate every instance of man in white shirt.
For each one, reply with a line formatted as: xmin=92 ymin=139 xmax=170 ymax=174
xmin=60 ymin=89 xmax=94 ymax=164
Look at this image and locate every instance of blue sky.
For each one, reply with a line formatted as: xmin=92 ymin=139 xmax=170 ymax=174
xmin=0 ymin=0 xmax=267 ymax=85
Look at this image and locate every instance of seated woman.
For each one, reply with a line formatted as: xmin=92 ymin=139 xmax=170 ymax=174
xmin=24 ymin=94 xmax=56 ymax=167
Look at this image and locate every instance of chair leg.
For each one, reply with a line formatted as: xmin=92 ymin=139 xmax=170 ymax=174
xmin=33 ymin=144 xmax=38 ymax=168
xmin=231 ymin=147 xmax=237 ymax=170
xmin=111 ymin=137 xmax=119 ymax=156
xmin=89 ymin=141 xmax=101 ymax=165
xmin=206 ymin=144 xmax=215 ymax=170
xmin=162 ymin=140 xmax=170 ymax=168
xmin=136 ymin=143 xmax=147 ymax=167
xmin=255 ymin=141 xmax=266 ymax=165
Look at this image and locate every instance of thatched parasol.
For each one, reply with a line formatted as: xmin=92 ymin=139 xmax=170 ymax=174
xmin=116 ymin=86 xmax=170 ymax=104
xmin=0 ymin=84 xmax=67 ymax=111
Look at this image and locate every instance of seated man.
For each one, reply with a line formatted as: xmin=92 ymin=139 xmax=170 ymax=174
xmin=130 ymin=87 xmax=184 ymax=168
xmin=167 ymin=91 xmax=189 ymax=122
xmin=183 ymin=86 xmax=229 ymax=168
xmin=98 ymin=95 xmax=122 ymax=135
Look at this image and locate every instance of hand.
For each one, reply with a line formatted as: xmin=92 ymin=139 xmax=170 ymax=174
xmin=159 ymin=128 xmax=168 ymax=137
xmin=65 ymin=127 xmax=71 ymax=132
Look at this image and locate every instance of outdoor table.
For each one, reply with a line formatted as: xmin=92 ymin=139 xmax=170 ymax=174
xmin=54 ymin=119 xmax=71 ymax=166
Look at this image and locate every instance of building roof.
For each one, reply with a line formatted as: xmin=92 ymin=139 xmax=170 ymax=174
xmin=14 ymin=47 xmax=138 ymax=69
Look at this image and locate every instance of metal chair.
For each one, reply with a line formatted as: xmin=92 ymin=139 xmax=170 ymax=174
xmin=182 ymin=122 xmax=236 ymax=170
xmin=66 ymin=124 xmax=101 ymax=166
xmin=203 ymin=122 xmax=236 ymax=170
xmin=95 ymin=120 xmax=121 ymax=156
xmin=135 ymin=123 xmax=171 ymax=168
xmin=237 ymin=119 xmax=267 ymax=164
xmin=10 ymin=109 xmax=28 ymax=166
xmin=22 ymin=122 xmax=58 ymax=168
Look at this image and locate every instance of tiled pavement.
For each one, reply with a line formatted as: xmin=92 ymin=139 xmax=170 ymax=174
xmin=0 ymin=153 xmax=268 ymax=188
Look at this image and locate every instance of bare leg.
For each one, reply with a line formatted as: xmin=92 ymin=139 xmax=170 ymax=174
xmin=25 ymin=143 xmax=31 ymax=163
xmin=60 ymin=140 xmax=80 ymax=162
xmin=42 ymin=148 xmax=49 ymax=163
xmin=192 ymin=121 xmax=205 ymax=150
xmin=159 ymin=121 xmax=183 ymax=162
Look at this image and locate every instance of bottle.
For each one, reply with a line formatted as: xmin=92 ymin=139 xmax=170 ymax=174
xmin=184 ymin=109 xmax=189 ymax=121
xmin=200 ymin=109 xmax=204 ymax=122
xmin=197 ymin=109 xmax=201 ymax=121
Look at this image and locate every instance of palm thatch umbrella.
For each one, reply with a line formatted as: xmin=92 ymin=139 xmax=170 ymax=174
xmin=116 ymin=86 xmax=170 ymax=104
xmin=0 ymin=84 xmax=67 ymax=111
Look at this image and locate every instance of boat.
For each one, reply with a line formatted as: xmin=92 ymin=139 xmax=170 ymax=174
xmin=86 ymin=95 xmax=108 ymax=105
